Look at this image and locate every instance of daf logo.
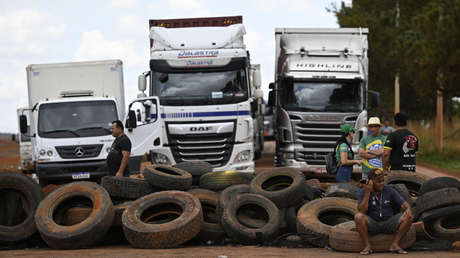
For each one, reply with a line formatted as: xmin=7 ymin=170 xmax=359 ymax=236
xmin=190 ymin=126 xmax=211 ymax=132
xmin=74 ymin=147 xmax=85 ymax=157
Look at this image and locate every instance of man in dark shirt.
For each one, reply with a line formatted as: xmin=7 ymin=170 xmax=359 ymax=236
xmin=355 ymin=169 xmax=413 ymax=255
xmin=383 ymin=113 xmax=418 ymax=172
xmin=107 ymin=120 xmax=131 ymax=177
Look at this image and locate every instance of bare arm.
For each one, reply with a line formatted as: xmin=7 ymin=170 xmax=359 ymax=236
xmin=359 ymin=148 xmax=378 ymax=159
xmin=116 ymin=150 xmax=130 ymax=177
xmin=382 ymin=148 xmax=391 ymax=171
xmin=358 ymin=180 xmax=373 ymax=213
xmin=400 ymin=202 xmax=414 ymax=221
xmin=368 ymin=148 xmax=384 ymax=156
xmin=340 ymin=151 xmax=361 ymax=166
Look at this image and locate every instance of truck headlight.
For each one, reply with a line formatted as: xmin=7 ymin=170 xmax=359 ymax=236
xmin=46 ymin=150 xmax=53 ymax=156
xmin=39 ymin=149 xmax=46 ymax=156
xmin=151 ymin=152 xmax=171 ymax=165
xmin=234 ymin=150 xmax=251 ymax=163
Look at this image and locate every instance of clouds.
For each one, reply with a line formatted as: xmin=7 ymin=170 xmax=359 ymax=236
xmin=108 ymin=0 xmax=137 ymax=9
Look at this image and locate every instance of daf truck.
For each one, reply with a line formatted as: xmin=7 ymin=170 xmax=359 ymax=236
xmin=268 ymin=28 xmax=379 ymax=173
xmin=137 ymin=16 xmax=264 ymax=172
xmin=19 ymin=60 xmax=163 ymax=185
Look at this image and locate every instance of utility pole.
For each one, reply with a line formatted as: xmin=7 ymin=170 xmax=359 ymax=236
xmin=394 ymin=0 xmax=400 ymax=114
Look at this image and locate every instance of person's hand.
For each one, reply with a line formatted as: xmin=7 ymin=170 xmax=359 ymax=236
xmin=365 ymin=179 xmax=373 ymax=193
xmin=355 ymin=160 xmax=362 ymax=165
xmin=115 ymin=170 xmax=123 ymax=177
xmin=403 ymin=208 xmax=414 ymax=221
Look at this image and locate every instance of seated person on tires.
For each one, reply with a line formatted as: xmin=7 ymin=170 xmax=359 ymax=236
xmin=355 ymin=169 xmax=413 ymax=255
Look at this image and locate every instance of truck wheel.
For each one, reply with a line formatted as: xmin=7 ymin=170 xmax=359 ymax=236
xmin=419 ymin=204 xmax=460 ymax=225
xmin=122 ymin=191 xmax=203 ymax=248
xmin=143 ymin=165 xmax=192 ymax=191
xmin=113 ymin=201 xmax=133 ymax=227
xmin=296 ymin=197 xmax=358 ymax=247
xmin=420 ymin=177 xmax=460 ymax=195
xmin=389 ymin=184 xmax=415 ymax=207
xmin=218 ymin=184 xmax=251 ymax=219
xmin=324 ymin=183 xmax=360 ymax=200
xmin=101 ymin=176 xmax=156 ymax=200
xmin=431 ymin=214 xmax=460 ymax=241
xmin=416 ymin=188 xmax=460 ymax=218
xmin=286 ymin=200 xmax=308 ymax=233
xmin=329 ymin=221 xmax=416 ymax=252
xmin=250 ymin=168 xmax=306 ymax=208
xmin=385 ymin=171 xmax=430 ymax=197
xmin=35 ymin=181 xmax=114 ymax=249
xmin=0 ymin=172 xmax=44 ymax=242
xmin=199 ymin=171 xmax=253 ymax=191
xmin=187 ymin=189 xmax=225 ymax=242
xmin=173 ymin=161 xmax=213 ymax=185
xmin=221 ymin=193 xmax=280 ymax=245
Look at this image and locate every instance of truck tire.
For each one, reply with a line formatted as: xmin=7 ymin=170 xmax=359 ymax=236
xmin=101 ymin=176 xmax=156 ymax=200
xmin=385 ymin=171 xmax=430 ymax=197
xmin=63 ymin=207 xmax=92 ymax=226
xmin=286 ymin=200 xmax=308 ymax=233
xmin=113 ymin=201 xmax=133 ymax=227
xmin=173 ymin=161 xmax=213 ymax=185
xmin=218 ymin=184 xmax=251 ymax=219
xmin=122 ymin=191 xmax=203 ymax=248
xmin=221 ymin=193 xmax=280 ymax=245
xmin=250 ymin=168 xmax=306 ymax=208
xmin=296 ymin=197 xmax=358 ymax=247
xmin=431 ymin=214 xmax=460 ymax=241
xmin=187 ymin=189 xmax=225 ymax=242
xmin=199 ymin=171 xmax=253 ymax=191
xmin=35 ymin=181 xmax=114 ymax=249
xmin=419 ymin=204 xmax=460 ymax=225
xmin=143 ymin=165 xmax=192 ymax=191
xmin=420 ymin=177 xmax=460 ymax=195
xmin=0 ymin=172 xmax=44 ymax=242
xmin=389 ymin=184 xmax=415 ymax=207
xmin=329 ymin=221 xmax=416 ymax=252
xmin=416 ymin=188 xmax=460 ymax=217
xmin=324 ymin=183 xmax=360 ymax=200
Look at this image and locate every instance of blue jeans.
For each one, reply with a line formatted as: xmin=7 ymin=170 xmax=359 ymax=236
xmin=336 ymin=166 xmax=353 ymax=182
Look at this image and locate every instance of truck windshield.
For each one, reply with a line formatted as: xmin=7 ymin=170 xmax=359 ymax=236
xmin=38 ymin=101 xmax=117 ymax=138
xmin=281 ymin=80 xmax=363 ymax=112
xmin=152 ymin=69 xmax=248 ymax=106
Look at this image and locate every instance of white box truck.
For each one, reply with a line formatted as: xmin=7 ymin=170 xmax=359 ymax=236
xmin=136 ymin=16 xmax=264 ymax=172
xmin=268 ymin=28 xmax=379 ymax=173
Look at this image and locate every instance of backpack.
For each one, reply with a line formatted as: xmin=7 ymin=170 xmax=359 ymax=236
xmin=325 ymin=140 xmax=353 ymax=174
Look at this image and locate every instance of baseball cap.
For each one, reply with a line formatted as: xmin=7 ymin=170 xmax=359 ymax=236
xmin=367 ymin=117 xmax=382 ymax=126
xmin=368 ymin=168 xmax=384 ymax=179
xmin=340 ymin=124 xmax=356 ymax=134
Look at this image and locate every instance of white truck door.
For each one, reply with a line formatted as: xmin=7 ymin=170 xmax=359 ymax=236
xmin=124 ymin=97 xmax=162 ymax=157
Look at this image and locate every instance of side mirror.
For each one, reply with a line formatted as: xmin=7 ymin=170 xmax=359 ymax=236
xmin=252 ymin=68 xmax=261 ymax=89
xmin=19 ymin=115 xmax=28 ymax=134
xmin=368 ymin=90 xmax=380 ymax=109
xmin=126 ymin=110 xmax=137 ymax=129
xmin=254 ymin=89 xmax=263 ymax=99
xmin=268 ymin=91 xmax=274 ymax=107
xmin=269 ymin=82 xmax=275 ymax=89
xmin=138 ymin=74 xmax=147 ymax=92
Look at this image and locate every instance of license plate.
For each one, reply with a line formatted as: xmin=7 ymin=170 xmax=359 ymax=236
xmin=315 ymin=167 xmax=326 ymax=173
xmin=72 ymin=172 xmax=90 ymax=179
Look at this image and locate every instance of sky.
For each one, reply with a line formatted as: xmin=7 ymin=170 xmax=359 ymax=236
xmin=0 ymin=0 xmax=351 ymax=133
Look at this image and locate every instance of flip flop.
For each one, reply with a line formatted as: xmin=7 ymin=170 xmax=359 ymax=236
xmin=360 ymin=249 xmax=373 ymax=255
xmin=390 ymin=249 xmax=408 ymax=254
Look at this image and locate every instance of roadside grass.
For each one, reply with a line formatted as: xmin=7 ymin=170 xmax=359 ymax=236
xmin=409 ymin=118 xmax=460 ymax=172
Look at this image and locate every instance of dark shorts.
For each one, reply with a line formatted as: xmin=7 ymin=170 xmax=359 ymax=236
xmin=367 ymin=213 xmax=402 ymax=235
xmin=336 ymin=166 xmax=353 ymax=182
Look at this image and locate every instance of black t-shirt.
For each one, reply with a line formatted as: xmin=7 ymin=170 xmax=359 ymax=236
xmin=107 ymin=134 xmax=131 ymax=176
xmin=384 ymin=129 xmax=418 ymax=171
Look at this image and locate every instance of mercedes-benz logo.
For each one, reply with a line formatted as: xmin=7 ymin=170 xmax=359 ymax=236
xmin=74 ymin=147 xmax=85 ymax=157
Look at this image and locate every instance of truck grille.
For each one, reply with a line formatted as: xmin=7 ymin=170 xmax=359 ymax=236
xmin=168 ymin=132 xmax=235 ymax=167
xmin=55 ymin=144 xmax=103 ymax=159
xmin=294 ymin=122 xmax=342 ymax=165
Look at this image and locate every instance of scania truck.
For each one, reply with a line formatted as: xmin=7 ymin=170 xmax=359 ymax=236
xmin=19 ymin=60 xmax=163 ymax=185
xmin=137 ymin=16 xmax=264 ymax=172
xmin=268 ymin=28 xmax=379 ymax=173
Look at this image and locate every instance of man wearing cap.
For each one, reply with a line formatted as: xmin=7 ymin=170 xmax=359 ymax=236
xmin=335 ymin=124 xmax=361 ymax=182
xmin=358 ymin=117 xmax=387 ymax=180
xmin=355 ymin=169 xmax=413 ymax=255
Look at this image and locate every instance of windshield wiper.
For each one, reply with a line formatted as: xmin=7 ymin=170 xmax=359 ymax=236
xmin=76 ymin=126 xmax=111 ymax=133
xmin=41 ymin=129 xmax=80 ymax=137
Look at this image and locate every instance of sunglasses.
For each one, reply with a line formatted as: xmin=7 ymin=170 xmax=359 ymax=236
xmin=368 ymin=125 xmax=381 ymax=128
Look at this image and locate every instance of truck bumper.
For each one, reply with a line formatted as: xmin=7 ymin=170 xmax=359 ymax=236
xmin=36 ymin=160 xmax=109 ymax=182
xmin=280 ymin=158 xmax=362 ymax=174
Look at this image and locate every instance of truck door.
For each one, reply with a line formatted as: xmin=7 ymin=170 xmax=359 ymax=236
xmin=124 ymin=97 xmax=162 ymax=159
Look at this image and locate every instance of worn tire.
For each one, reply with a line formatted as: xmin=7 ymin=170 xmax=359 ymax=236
xmin=101 ymin=176 xmax=156 ymax=200
xmin=221 ymin=193 xmax=280 ymax=245
xmin=218 ymin=184 xmax=251 ymax=219
xmin=35 ymin=181 xmax=114 ymax=249
xmin=329 ymin=221 xmax=416 ymax=252
xmin=385 ymin=171 xmax=430 ymax=197
xmin=250 ymin=168 xmax=306 ymax=208
xmin=324 ymin=183 xmax=360 ymax=200
xmin=419 ymin=204 xmax=460 ymax=225
xmin=199 ymin=171 xmax=253 ymax=191
xmin=286 ymin=200 xmax=308 ymax=233
xmin=296 ymin=197 xmax=358 ymax=247
xmin=431 ymin=214 xmax=460 ymax=241
xmin=187 ymin=189 xmax=225 ymax=242
xmin=173 ymin=161 xmax=213 ymax=185
xmin=113 ymin=201 xmax=133 ymax=227
xmin=420 ymin=177 xmax=460 ymax=195
xmin=416 ymin=188 xmax=460 ymax=217
xmin=122 ymin=191 xmax=203 ymax=248
xmin=64 ymin=207 xmax=92 ymax=226
xmin=389 ymin=184 xmax=415 ymax=207
xmin=0 ymin=172 xmax=44 ymax=242
xmin=143 ymin=165 xmax=192 ymax=191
